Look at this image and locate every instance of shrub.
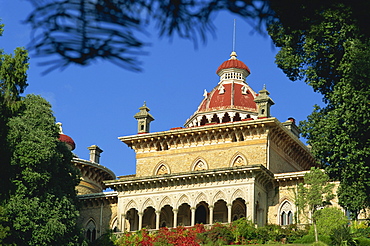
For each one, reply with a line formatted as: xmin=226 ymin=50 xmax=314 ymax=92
xmin=197 ymin=223 xmax=233 ymax=245
xmin=89 ymin=232 xmax=115 ymax=246
xmin=154 ymin=225 xmax=204 ymax=246
xmin=231 ymin=218 xmax=257 ymax=243
xmin=114 ymin=229 xmax=154 ymax=246
xmin=313 ymin=207 xmax=348 ymax=237
xmin=256 ymin=224 xmax=283 ymax=243
xmin=282 ymin=224 xmax=309 ymax=243
xmin=355 ymin=237 xmax=370 ymax=246
xmin=330 ymin=225 xmax=356 ymax=246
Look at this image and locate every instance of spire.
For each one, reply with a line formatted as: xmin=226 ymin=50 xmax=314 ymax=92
xmin=134 ymin=102 xmax=155 ymax=133
xmin=232 ymin=19 xmax=236 ymax=52
xmin=254 ymin=85 xmax=275 ymax=118
xmin=229 ymin=51 xmax=238 ymax=60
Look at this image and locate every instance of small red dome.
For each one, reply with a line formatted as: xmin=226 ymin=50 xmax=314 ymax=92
xmin=59 ymin=134 xmax=76 ymax=150
xmin=216 ymin=52 xmax=250 ymax=74
xmin=216 ymin=59 xmax=250 ymax=74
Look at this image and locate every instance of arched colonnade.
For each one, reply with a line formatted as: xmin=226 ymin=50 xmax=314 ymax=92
xmin=122 ymin=194 xmax=251 ymax=231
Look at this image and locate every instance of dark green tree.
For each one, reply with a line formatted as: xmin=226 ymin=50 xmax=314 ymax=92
xmin=268 ymin=4 xmax=370 ymax=218
xmin=296 ymin=167 xmax=335 ymax=242
xmin=3 ymin=94 xmax=82 ymax=245
xmin=0 ymin=23 xmax=83 ymax=245
xmin=0 ymin=23 xmax=29 ymax=200
xmin=0 ymin=22 xmax=29 ymax=243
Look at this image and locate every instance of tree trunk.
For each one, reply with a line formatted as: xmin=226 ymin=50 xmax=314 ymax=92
xmin=314 ymin=221 xmax=318 ymax=242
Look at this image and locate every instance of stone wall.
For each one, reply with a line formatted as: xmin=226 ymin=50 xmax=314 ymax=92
xmin=78 ymin=197 xmax=118 ymax=237
xmin=136 ymin=139 xmax=268 ymax=177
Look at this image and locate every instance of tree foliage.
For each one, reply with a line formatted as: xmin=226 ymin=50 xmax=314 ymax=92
xmin=23 ymin=1 xmax=370 ymax=73
xmin=297 ymin=168 xmax=335 ymax=217
xmin=3 ymin=95 xmax=83 ymax=245
xmin=296 ymin=167 xmax=335 ymax=242
xmin=0 ymin=23 xmax=83 ymax=245
xmin=313 ymin=207 xmax=347 ymax=237
xmin=269 ymin=3 xmax=370 ymax=217
xmin=0 ymin=23 xmax=29 ymax=201
xmin=24 ymin=0 xmax=276 ymax=72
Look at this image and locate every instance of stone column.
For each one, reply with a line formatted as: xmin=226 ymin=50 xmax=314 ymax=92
xmin=121 ymin=214 xmax=126 ymax=232
xmin=209 ymin=206 xmax=214 ymax=225
xmin=245 ymin=201 xmax=249 ymax=219
xmin=173 ymin=209 xmax=178 ymax=228
xmin=138 ymin=212 xmax=143 ymax=230
xmin=191 ymin=207 xmax=196 ymax=226
xmin=229 ymin=112 xmax=236 ymax=122
xmin=227 ymin=203 xmax=232 ymax=223
xmin=155 ymin=210 xmax=161 ymax=230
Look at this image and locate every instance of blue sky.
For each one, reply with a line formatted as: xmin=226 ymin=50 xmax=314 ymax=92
xmin=0 ymin=1 xmax=323 ymax=177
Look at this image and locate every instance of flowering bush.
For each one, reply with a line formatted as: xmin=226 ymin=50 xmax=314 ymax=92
xmin=114 ymin=229 xmax=154 ymax=246
xmin=113 ymin=220 xmax=310 ymax=245
xmin=114 ymin=224 xmax=205 ymax=246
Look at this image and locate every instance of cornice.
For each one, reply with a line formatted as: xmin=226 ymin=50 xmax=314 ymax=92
xmin=268 ymin=121 xmax=316 ymax=170
xmin=73 ymin=158 xmax=116 ymax=180
xmin=274 ymin=170 xmax=308 ymax=182
xmin=105 ymin=164 xmax=274 ymax=192
xmin=119 ymin=118 xmax=277 ymax=153
xmin=78 ymin=191 xmax=118 ymax=207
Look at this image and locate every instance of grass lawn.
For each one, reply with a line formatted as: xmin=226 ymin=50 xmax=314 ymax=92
xmin=225 ymin=244 xmax=311 ymax=246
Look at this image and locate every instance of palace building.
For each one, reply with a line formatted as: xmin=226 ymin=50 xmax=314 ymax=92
xmin=62 ymin=51 xmax=329 ymax=241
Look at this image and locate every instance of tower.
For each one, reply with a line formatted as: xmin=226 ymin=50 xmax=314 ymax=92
xmin=134 ymin=102 xmax=155 ymax=133
xmin=184 ymin=51 xmax=258 ymax=127
xmin=254 ymin=85 xmax=275 ymax=118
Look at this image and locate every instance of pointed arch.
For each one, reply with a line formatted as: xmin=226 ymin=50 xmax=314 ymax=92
xmin=279 ymin=200 xmax=294 ymax=225
xmin=231 ymin=189 xmax=245 ymax=201
xmin=110 ymin=216 xmax=118 ymax=232
xmin=85 ymin=219 xmax=97 ymax=242
xmin=230 ymin=152 xmax=248 ymax=167
xmin=212 ymin=190 xmax=227 ymax=205
xmin=177 ymin=194 xmax=190 ymax=208
xmin=154 ymin=161 xmax=171 ymax=175
xmin=195 ymin=192 xmax=208 ymax=205
xmin=142 ymin=197 xmax=155 ymax=211
xmin=191 ymin=157 xmax=208 ymax=171
xmin=232 ymin=198 xmax=246 ymax=221
xmin=159 ymin=196 xmax=172 ymax=208
xmin=125 ymin=200 xmax=138 ymax=211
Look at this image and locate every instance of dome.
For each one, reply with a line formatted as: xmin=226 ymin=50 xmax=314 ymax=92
xmin=197 ymin=83 xmax=257 ymax=113
xmin=216 ymin=51 xmax=250 ymax=74
xmin=184 ymin=52 xmax=258 ymax=128
xmin=59 ymin=134 xmax=76 ymax=150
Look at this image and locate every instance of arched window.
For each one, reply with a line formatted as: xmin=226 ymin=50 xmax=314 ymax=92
xmin=85 ymin=220 xmax=97 ymax=242
xmin=288 ymin=211 xmax=293 ymax=225
xmin=279 ymin=201 xmax=293 ymax=226
xmin=156 ymin=164 xmax=169 ymax=175
xmin=281 ymin=211 xmax=286 ymax=226
xmin=193 ymin=160 xmax=207 ymax=171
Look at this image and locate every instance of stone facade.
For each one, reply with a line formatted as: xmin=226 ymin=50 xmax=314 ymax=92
xmin=72 ymin=51 xmax=341 ymax=242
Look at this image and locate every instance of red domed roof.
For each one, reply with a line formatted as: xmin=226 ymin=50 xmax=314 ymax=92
xmin=59 ymin=134 xmax=76 ymax=150
xmin=216 ymin=52 xmax=250 ymax=74
xmin=197 ymin=83 xmax=257 ymax=113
